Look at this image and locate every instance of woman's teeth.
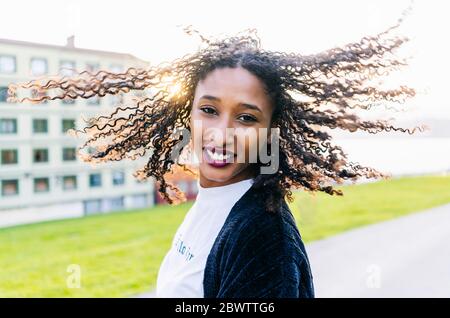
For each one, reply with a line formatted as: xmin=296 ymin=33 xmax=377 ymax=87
xmin=206 ymin=149 xmax=231 ymax=161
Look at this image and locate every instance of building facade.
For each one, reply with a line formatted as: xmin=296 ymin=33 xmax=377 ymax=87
xmin=154 ymin=165 xmax=199 ymax=205
xmin=0 ymin=36 xmax=156 ymax=221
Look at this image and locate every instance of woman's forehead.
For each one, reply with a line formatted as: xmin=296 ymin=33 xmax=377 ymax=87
xmin=194 ymin=67 xmax=271 ymax=107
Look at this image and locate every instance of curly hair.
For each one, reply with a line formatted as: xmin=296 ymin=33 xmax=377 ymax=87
xmin=8 ymin=6 xmax=427 ymax=213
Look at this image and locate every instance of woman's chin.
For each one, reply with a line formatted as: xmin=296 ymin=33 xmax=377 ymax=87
xmin=199 ymin=162 xmax=236 ymax=184
xmin=199 ymin=162 xmax=253 ymax=185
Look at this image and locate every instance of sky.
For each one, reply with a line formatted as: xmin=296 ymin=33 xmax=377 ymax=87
xmin=1 ymin=0 xmax=449 ymax=120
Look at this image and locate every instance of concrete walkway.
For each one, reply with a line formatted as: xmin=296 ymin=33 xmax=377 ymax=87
xmin=308 ymin=202 xmax=450 ymax=297
xmin=137 ymin=203 xmax=450 ymax=298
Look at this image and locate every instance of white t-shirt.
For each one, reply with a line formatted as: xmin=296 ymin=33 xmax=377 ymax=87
xmin=155 ymin=177 xmax=254 ymax=298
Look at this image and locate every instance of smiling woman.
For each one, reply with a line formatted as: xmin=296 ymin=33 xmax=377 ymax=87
xmin=8 ymin=6 xmax=426 ymax=298
xmin=190 ymin=66 xmax=276 ymax=188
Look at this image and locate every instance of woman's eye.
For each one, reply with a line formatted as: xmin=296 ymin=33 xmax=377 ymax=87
xmin=200 ymin=106 xmax=216 ymax=115
xmin=238 ymin=114 xmax=257 ymax=122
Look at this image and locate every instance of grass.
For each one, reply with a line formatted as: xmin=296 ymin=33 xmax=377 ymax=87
xmin=0 ymin=174 xmax=449 ymax=297
xmin=288 ymin=174 xmax=450 ymax=241
xmin=0 ymin=203 xmax=190 ymax=297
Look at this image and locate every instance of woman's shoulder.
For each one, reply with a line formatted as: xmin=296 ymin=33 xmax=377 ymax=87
xmin=204 ymin=186 xmax=315 ymax=297
xmin=221 ymin=190 xmax=308 ymax=262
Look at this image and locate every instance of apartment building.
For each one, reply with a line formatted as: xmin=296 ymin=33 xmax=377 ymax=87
xmin=0 ymin=36 xmax=156 ymax=219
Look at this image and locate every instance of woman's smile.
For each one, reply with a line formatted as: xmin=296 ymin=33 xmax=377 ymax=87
xmin=202 ymin=145 xmax=237 ymax=168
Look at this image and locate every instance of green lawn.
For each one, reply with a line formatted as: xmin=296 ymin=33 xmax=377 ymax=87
xmin=1 ymin=174 xmax=449 ymax=297
xmin=289 ymin=174 xmax=450 ymax=241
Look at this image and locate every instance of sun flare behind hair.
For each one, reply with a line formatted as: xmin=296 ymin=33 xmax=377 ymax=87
xmin=7 ymin=4 xmax=428 ymax=212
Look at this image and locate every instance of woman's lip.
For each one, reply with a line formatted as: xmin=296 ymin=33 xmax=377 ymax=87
xmin=203 ymin=145 xmax=235 ymax=157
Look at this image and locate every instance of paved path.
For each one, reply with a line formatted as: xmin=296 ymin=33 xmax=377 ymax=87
xmin=308 ymin=203 xmax=450 ymax=297
xmin=137 ymin=203 xmax=450 ymax=298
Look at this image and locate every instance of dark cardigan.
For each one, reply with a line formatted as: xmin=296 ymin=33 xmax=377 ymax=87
xmin=203 ymin=183 xmax=315 ymax=298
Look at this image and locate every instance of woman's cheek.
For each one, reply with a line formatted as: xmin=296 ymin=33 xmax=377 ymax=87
xmin=233 ymin=139 xmax=251 ymax=164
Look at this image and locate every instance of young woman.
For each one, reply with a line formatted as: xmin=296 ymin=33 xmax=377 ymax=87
xmin=9 ymin=10 xmax=425 ymax=298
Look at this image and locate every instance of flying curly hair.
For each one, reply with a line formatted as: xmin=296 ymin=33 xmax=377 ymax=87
xmin=7 ymin=5 xmax=427 ymax=213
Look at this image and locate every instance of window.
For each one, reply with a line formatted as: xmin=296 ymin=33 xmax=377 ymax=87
xmin=63 ymin=176 xmax=77 ymax=190
xmin=110 ymin=93 xmax=124 ymax=106
xmin=86 ymin=146 xmax=96 ymax=155
xmin=191 ymin=180 xmax=198 ymax=193
xmin=135 ymin=177 xmax=148 ymax=184
xmin=1 ymin=149 xmax=18 ymax=165
xmin=110 ymin=64 xmax=123 ymax=73
xmin=83 ymin=199 xmax=102 ymax=215
xmin=1 ymin=179 xmax=19 ymax=196
xmin=85 ymin=62 xmax=99 ymax=74
xmin=131 ymin=193 xmax=149 ymax=208
xmin=0 ymin=55 xmax=16 ymax=74
xmin=61 ymin=88 xmax=76 ymax=105
xmin=0 ymin=119 xmax=17 ymax=134
xmin=33 ymin=119 xmax=48 ymax=133
xmin=108 ymin=196 xmax=124 ymax=211
xmin=62 ymin=119 xmax=76 ymax=133
xmin=108 ymin=64 xmax=124 ymax=107
xmin=33 ymin=149 xmax=49 ymax=163
xmin=87 ymin=96 xmax=100 ymax=106
xmin=59 ymin=60 xmax=76 ymax=77
xmin=31 ymin=89 xmax=48 ymax=104
xmin=86 ymin=63 xmax=101 ymax=105
xmin=112 ymin=171 xmax=125 ymax=186
xmin=62 ymin=147 xmax=77 ymax=161
xmin=34 ymin=177 xmax=50 ymax=193
xmin=89 ymin=173 xmax=102 ymax=187
xmin=30 ymin=58 xmax=48 ymax=76
xmin=177 ymin=180 xmax=189 ymax=193
xmin=0 ymin=86 xmax=8 ymax=102
xmin=62 ymin=98 xmax=75 ymax=105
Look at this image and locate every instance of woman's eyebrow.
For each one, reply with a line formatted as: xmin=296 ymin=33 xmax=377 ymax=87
xmin=238 ymin=103 xmax=262 ymax=113
xmin=199 ymin=94 xmax=220 ymax=102
xmin=199 ymin=94 xmax=262 ymax=113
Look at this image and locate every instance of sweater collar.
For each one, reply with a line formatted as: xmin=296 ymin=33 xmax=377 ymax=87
xmin=195 ymin=178 xmax=254 ymax=204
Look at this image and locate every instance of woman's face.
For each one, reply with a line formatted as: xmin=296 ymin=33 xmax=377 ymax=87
xmin=190 ymin=66 xmax=274 ymax=188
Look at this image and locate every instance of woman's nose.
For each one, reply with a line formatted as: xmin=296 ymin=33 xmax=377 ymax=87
xmin=209 ymin=116 xmax=235 ymax=144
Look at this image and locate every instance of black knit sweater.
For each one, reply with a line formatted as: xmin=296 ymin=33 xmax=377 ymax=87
xmin=203 ymin=183 xmax=315 ymax=298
